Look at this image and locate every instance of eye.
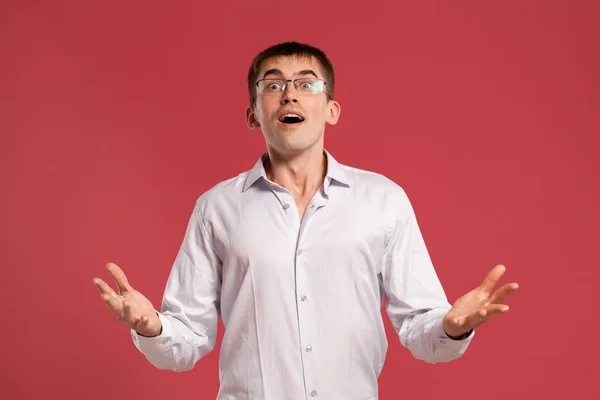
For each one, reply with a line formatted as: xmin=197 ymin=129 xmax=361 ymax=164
xmin=263 ymin=80 xmax=284 ymax=92
xmin=300 ymin=81 xmax=313 ymax=89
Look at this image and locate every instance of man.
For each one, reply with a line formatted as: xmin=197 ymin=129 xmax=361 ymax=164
xmin=93 ymin=42 xmax=518 ymax=400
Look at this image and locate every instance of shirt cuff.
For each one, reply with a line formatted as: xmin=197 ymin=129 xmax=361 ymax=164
xmin=131 ymin=312 xmax=174 ymax=352
xmin=438 ymin=318 xmax=475 ymax=341
xmin=432 ymin=317 xmax=474 ymax=356
xmin=445 ymin=329 xmax=473 ymax=341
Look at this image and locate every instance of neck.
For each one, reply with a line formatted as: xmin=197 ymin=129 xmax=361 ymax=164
xmin=264 ymin=145 xmax=327 ymax=198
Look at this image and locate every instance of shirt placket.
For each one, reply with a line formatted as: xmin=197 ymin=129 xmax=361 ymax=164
xmin=292 ymin=191 xmax=327 ymax=399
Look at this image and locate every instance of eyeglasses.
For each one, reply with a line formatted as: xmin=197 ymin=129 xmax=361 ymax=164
xmin=255 ymin=77 xmax=326 ymax=96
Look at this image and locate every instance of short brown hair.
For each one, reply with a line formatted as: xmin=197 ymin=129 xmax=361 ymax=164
xmin=247 ymin=41 xmax=335 ymax=105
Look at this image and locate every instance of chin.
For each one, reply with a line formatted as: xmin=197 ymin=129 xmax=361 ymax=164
xmin=277 ymin=139 xmax=322 ymax=155
xmin=264 ymin=127 xmax=323 ymax=153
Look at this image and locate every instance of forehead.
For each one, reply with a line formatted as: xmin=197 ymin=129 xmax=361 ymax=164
xmin=258 ymin=55 xmax=325 ymax=78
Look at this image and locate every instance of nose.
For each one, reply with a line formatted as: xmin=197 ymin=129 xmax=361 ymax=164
xmin=281 ymin=81 xmax=299 ymax=104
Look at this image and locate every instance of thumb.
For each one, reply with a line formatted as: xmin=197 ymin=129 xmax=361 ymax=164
xmin=134 ymin=314 xmax=162 ymax=337
xmin=106 ymin=262 xmax=134 ymax=294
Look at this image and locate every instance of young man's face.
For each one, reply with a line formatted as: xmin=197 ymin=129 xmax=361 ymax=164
xmin=246 ymin=56 xmax=341 ymax=157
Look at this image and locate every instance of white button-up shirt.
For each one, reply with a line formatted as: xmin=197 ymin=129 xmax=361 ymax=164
xmin=132 ymin=151 xmax=474 ymax=400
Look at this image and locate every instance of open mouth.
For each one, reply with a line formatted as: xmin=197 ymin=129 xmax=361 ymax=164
xmin=278 ymin=113 xmax=305 ymax=125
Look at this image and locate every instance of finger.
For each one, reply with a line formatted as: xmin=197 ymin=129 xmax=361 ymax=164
xmin=92 ymin=278 xmax=116 ymax=296
xmin=463 ymin=306 xmax=509 ymax=328
xmin=489 ymin=282 xmax=519 ymax=304
xmin=122 ymin=300 xmax=138 ymax=325
xmin=484 ymin=303 xmax=510 ymax=317
xmin=450 ymin=315 xmax=470 ymax=328
xmin=101 ymin=291 xmax=124 ymax=317
xmin=135 ymin=315 xmax=149 ymax=332
xmin=455 ymin=309 xmax=489 ymax=330
xmin=106 ymin=262 xmax=132 ymax=294
xmin=444 ymin=314 xmax=470 ymax=336
xmin=479 ymin=264 xmax=506 ymax=293
xmin=455 ymin=314 xmax=478 ymax=330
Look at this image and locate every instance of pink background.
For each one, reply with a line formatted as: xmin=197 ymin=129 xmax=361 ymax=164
xmin=1 ymin=1 xmax=599 ymax=399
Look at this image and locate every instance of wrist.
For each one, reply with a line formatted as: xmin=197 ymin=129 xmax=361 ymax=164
xmin=442 ymin=314 xmax=472 ymax=339
xmin=445 ymin=329 xmax=473 ymax=340
xmin=135 ymin=312 xmax=163 ymax=337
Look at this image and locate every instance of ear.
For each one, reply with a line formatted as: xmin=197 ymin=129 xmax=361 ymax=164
xmin=326 ymin=100 xmax=341 ymax=126
xmin=246 ymin=106 xmax=261 ymax=129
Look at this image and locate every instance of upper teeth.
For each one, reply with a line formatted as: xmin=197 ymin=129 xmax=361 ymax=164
xmin=282 ymin=114 xmax=302 ymax=119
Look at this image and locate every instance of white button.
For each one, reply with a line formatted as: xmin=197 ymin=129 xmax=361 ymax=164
xmin=310 ymin=390 xmax=317 ymax=397
xmin=306 ymin=345 xmax=312 ymax=352
xmin=297 ymin=250 xmax=302 ymax=256
xmin=310 ymin=205 xmax=315 ymax=209
xmin=300 ymin=295 xmax=307 ymax=301
xmin=283 ymin=203 xmax=290 ymax=210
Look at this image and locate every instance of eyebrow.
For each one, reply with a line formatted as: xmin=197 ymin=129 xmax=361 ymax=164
xmin=261 ymin=69 xmax=319 ymax=79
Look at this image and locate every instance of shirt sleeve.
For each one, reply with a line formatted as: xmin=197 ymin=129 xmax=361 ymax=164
xmin=380 ymin=189 xmax=474 ymax=364
xmin=131 ymin=201 xmax=222 ymax=372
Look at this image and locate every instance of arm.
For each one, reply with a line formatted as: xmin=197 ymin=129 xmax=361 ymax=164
xmin=381 ymin=190 xmax=473 ymax=364
xmin=131 ymin=203 xmax=222 ymax=372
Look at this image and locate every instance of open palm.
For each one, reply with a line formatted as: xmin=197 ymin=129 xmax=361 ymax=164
xmin=443 ymin=265 xmax=519 ymax=338
xmin=92 ymin=262 xmax=162 ymax=337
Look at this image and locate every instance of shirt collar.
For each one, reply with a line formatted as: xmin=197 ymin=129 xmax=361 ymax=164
xmin=243 ymin=153 xmax=269 ymax=192
xmin=242 ymin=150 xmax=350 ymax=192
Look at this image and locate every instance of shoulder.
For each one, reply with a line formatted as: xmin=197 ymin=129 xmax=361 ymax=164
xmin=192 ymin=170 xmax=250 ymax=219
xmin=335 ymin=162 xmax=419 ymax=226
xmin=340 ymin=163 xmax=410 ymax=203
